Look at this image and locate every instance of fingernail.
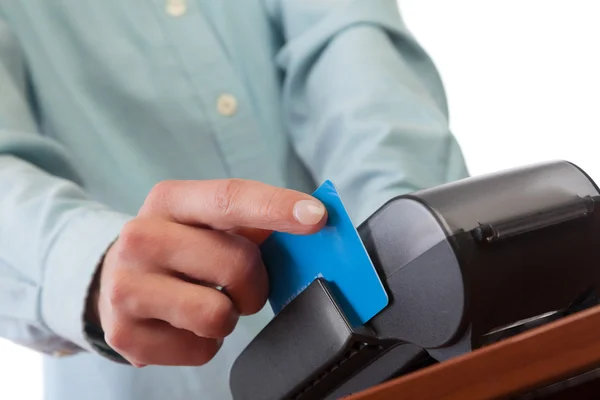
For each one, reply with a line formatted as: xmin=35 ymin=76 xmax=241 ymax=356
xmin=293 ymin=200 xmax=326 ymax=225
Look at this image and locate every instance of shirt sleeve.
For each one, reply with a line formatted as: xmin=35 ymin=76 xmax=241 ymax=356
xmin=265 ymin=0 xmax=470 ymax=224
xmin=0 ymin=18 xmax=132 ymax=357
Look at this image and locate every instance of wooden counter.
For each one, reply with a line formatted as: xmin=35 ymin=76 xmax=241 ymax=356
xmin=346 ymin=304 xmax=600 ymax=399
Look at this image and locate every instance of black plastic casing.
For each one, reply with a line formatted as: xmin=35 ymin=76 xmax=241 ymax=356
xmin=363 ymin=160 xmax=600 ymax=350
xmin=230 ymin=160 xmax=600 ymax=400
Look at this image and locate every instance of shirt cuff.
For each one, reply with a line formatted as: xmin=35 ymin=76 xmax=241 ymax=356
xmin=40 ymin=208 xmax=133 ymax=354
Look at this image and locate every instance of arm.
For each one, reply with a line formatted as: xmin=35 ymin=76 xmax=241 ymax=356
xmin=0 ymin=18 xmax=131 ymax=356
xmin=265 ymin=0 xmax=469 ymax=223
xmin=0 ymin=18 xmax=328 ymax=367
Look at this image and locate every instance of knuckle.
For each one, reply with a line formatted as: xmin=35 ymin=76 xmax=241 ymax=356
xmin=168 ymin=297 xmax=196 ymax=331
xmin=213 ymin=179 xmax=244 ymax=216
xmin=204 ymin=297 xmax=236 ymax=338
xmin=149 ymin=180 xmax=174 ymax=202
xmin=118 ymin=220 xmax=147 ymax=254
xmin=142 ymin=180 xmax=175 ymax=212
xmin=106 ymin=276 xmax=132 ymax=310
xmin=116 ymin=219 xmax=160 ymax=264
xmin=260 ymin=188 xmax=287 ymax=221
xmin=123 ymin=292 xmax=145 ymax=317
xmin=104 ymin=273 xmax=148 ymax=317
xmin=104 ymin=321 xmax=132 ymax=353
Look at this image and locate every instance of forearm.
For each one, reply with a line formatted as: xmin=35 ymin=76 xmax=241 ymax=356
xmin=0 ymin=18 xmax=133 ymax=356
xmin=296 ymin=24 xmax=468 ymax=222
xmin=0 ymin=154 xmax=131 ymax=355
xmin=273 ymin=0 xmax=469 ymax=223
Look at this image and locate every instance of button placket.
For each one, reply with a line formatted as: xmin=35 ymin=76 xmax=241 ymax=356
xmin=153 ymin=4 xmax=277 ymax=181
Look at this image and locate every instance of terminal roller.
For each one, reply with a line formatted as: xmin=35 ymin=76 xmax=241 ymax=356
xmin=229 ymin=160 xmax=600 ymax=400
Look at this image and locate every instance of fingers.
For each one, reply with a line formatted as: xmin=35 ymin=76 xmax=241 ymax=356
xmin=104 ymin=318 xmax=222 ymax=366
xmin=227 ymin=227 xmax=273 ymax=245
xmin=99 ymin=178 xmax=324 ymax=367
xmin=138 ymin=179 xmax=327 ymax=234
xmin=105 ymin=273 xmax=239 ymax=339
xmin=113 ymin=218 xmax=269 ymax=316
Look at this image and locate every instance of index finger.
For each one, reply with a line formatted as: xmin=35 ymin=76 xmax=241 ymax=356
xmin=138 ymin=179 xmax=327 ymax=234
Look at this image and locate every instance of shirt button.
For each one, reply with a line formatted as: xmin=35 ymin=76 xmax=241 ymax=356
xmin=216 ymin=94 xmax=238 ymax=117
xmin=166 ymin=0 xmax=187 ymax=17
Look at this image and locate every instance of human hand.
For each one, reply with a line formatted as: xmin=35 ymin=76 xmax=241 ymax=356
xmin=88 ymin=179 xmax=327 ymax=367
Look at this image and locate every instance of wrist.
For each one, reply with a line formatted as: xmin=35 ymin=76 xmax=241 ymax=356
xmin=83 ymin=238 xmax=130 ymax=364
xmin=85 ymin=240 xmax=111 ymax=328
xmin=41 ymin=208 xmax=132 ymax=353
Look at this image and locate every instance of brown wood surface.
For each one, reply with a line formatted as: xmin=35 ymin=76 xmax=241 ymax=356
xmin=345 ymin=304 xmax=600 ymax=400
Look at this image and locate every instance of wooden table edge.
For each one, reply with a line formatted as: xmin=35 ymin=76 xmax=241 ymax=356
xmin=345 ymin=304 xmax=600 ymax=400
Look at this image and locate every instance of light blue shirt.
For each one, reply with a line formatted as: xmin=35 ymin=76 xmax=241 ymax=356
xmin=0 ymin=1 xmax=468 ymax=399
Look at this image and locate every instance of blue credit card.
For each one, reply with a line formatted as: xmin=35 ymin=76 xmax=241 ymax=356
xmin=260 ymin=180 xmax=389 ymax=327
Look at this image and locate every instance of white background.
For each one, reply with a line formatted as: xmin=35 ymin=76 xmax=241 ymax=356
xmin=1 ymin=1 xmax=599 ymax=399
